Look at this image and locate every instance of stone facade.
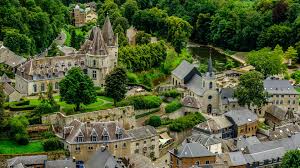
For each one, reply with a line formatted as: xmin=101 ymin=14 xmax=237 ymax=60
xmin=72 ymin=5 xmax=86 ymax=27
xmin=15 ymin=16 xmax=118 ymax=96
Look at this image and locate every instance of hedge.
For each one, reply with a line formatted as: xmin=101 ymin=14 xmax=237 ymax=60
xmin=117 ymin=95 xmax=162 ymax=110
xmin=165 ymin=100 xmax=182 ymax=113
xmin=168 ymin=113 xmax=206 ymax=132
xmin=161 ymin=89 xmax=180 ymax=98
xmin=8 ymin=99 xmax=36 ymax=111
xmin=43 ymin=138 xmax=64 ymax=151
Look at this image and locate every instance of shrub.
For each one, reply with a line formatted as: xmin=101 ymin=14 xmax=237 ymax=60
xmin=117 ymin=95 xmax=162 ymax=110
xmin=96 ymin=89 xmax=106 ymax=96
xmin=127 ymin=72 xmax=139 ymax=83
xmin=147 ymin=115 xmax=161 ymax=127
xmin=9 ymin=103 xmax=36 ymax=111
xmin=43 ymin=138 xmax=64 ymax=151
xmin=161 ymin=89 xmax=180 ymax=98
xmin=15 ymin=133 xmax=29 ymax=145
xmin=168 ymin=113 xmax=206 ymax=132
xmin=165 ymin=100 xmax=182 ymax=113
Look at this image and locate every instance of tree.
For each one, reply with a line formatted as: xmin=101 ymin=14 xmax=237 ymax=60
xmin=43 ymin=138 xmax=63 ymax=151
xmin=47 ymin=43 xmax=60 ymax=57
xmin=105 ymin=68 xmax=128 ymax=106
xmin=234 ymin=71 xmax=267 ymax=109
xmin=195 ymin=13 xmax=211 ymax=44
xmin=59 ymin=67 xmax=97 ymax=111
xmin=3 ymin=29 xmax=32 ymax=56
xmin=121 ymin=0 xmax=139 ymax=24
xmin=114 ymin=24 xmax=128 ymax=47
xmin=70 ymin=29 xmax=85 ymax=50
xmin=9 ymin=115 xmax=29 ymax=145
xmin=285 ymin=46 xmax=298 ymax=66
xmin=272 ymin=0 xmax=289 ymax=23
xmin=147 ymin=115 xmax=161 ymax=127
xmin=113 ymin=17 xmax=130 ymax=31
xmin=247 ymin=46 xmax=286 ymax=77
xmin=281 ymin=150 xmax=300 ymax=168
xmin=166 ymin=16 xmax=193 ymax=52
xmin=135 ymin=31 xmax=151 ymax=45
xmin=97 ymin=0 xmax=121 ymax=25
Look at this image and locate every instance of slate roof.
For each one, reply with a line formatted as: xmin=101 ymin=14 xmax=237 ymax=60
xmin=128 ymin=125 xmax=157 ymax=140
xmin=266 ymin=105 xmax=288 ymax=121
xmin=171 ymin=60 xmax=196 ymax=80
xmin=187 ymin=134 xmax=221 ymax=146
xmin=0 ymin=73 xmax=11 ymax=83
xmin=0 ymin=45 xmax=26 ymax=67
xmin=186 ymin=74 xmax=205 ymax=96
xmin=244 ymin=147 xmax=286 ymax=163
xmin=225 ymin=109 xmax=258 ymax=126
xmin=194 ymin=116 xmax=232 ymax=132
xmin=86 ymin=148 xmax=122 ymax=168
xmin=171 ymin=143 xmax=215 ymax=158
xmin=181 ymin=96 xmax=201 ymax=109
xmin=220 ymin=88 xmax=237 ymax=105
xmin=61 ymin=120 xmax=131 ymax=144
xmin=264 ymin=79 xmax=298 ymax=95
xmin=236 ymin=136 xmax=261 ymax=150
xmin=228 ymin=152 xmax=247 ymax=166
xmin=7 ymin=155 xmax=47 ymax=167
xmin=88 ymin=26 xmax=108 ymax=55
xmin=45 ymin=159 xmax=76 ymax=168
xmin=3 ymin=82 xmax=16 ymax=95
xmin=102 ymin=16 xmax=115 ymax=46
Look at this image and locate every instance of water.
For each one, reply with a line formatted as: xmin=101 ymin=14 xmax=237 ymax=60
xmin=188 ymin=46 xmax=240 ymax=72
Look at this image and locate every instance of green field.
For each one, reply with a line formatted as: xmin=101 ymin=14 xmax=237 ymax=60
xmin=28 ymin=95 xmax=113 ymax=113
xmin=0 ymin=140 xmax=44 ymax=154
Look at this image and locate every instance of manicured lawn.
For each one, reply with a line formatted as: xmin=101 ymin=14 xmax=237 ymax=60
xmin=28 ymin=95 xmax=113 ymax=113
xmin=0 ymin=140 xmax=44 ymax=154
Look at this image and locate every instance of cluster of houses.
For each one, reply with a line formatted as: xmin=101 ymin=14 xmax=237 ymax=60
xmin=166 ymin=58 xmax=300 ymax=167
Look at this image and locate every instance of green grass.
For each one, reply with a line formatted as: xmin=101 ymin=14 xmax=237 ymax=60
xmin=0 ymin=140 xmax=44 ymax=154
xmin=258 ymin=122 xmax=271 ymax=130
xmin=295 ymin=87 xmax=300 ymax=93
xmin=28 ymin=95 xmax=113 ymax=113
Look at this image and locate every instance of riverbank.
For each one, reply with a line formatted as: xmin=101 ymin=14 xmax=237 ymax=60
xmin=187 ymin=42 xmax=247 ymax=65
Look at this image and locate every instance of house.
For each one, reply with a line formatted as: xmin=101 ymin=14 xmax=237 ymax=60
xmin=0 ymin=44 xmax=26 ymax=68
xmin=224 ymin=152 xmax=247 ymax=168
xmin=1 ymin=73 xmax=11 ymax=83
xmin=85 ymin=146 xmax=123 ymax=168
xmin=44 ymin=159 xmax=76 ymax=168
xmin=185 ymin=133 xmax=222 ymax=154
xmin=219 ymin=88 xmax=239 ymax=113
xmin=225 ymin=109 xmax=258 ymax=138
xmin=193 ymin=115 xmax=234 ymax=139
xmin=181 ymin=96 xmax=202 ymax=112
xmin=3 ymin=82 xmax=23 ymax=102
xmin=72 ymin=5 xmax=86 ymax=27
xmin=265 ymin=105 xmax=295 ymax=126
xmin=171 ymin=57 xmax=219 ymax=114
xmin=15 ymin=16 xmax=118 ymax=95
xmin=169 ymin=142 xmax=216 ymax=168
xmin=57 ymin=120 xmax=132 ymax=162
xmin=128 ymin=125 xmax=160 ymax=159
xmin=7 ymin=155 xmax=47 ymax=168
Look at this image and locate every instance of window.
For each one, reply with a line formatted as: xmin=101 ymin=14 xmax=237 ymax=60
xmin=116 ymin=133 xmax=123 ymax=139
xmin=55 ymin=82 xmax=59 ymax=90
xmin=136 ymin=143 xmax=139 ymax=146
xmin=293 ymin=100 xmax=296 ymax=104
xmin=288 ymin=100 xmax=290 ymax=104
xmin=92 ymin=70 xmax=97 ymax=80
xmin=77 ymin=136 xmax=84 ymax=142
xmin=88 ymin=146 xmax=93 ymax=150
xmin=75 ymin=146 xmax=80 ymax=151
xmin=208 ymin=95 xmax=212 ymax=100
xmin=41 ymin=83 xmax=45 ymax=92
xmin=93 ymin=60 xmax=96 ymax=66
xmin=203 ymin=82 xmax=205 ymax=87
xmin=144 ymin=140 xmax=147 ymax=144
xmin=91 ymin=135 xmax=97 ymax=142
xmin=195 ymin=161 xmax=200 ymax=165
xmin=123 ymin=143 xmax=126 ymax=148
xmin=102 ymin=135 xmax=109 ymax=141
xmin=135 ymin=149 xmax=139 ymax=153
xmin=115 ymin=144 xmax=118 ymax=149
xmin=205 ymin=161 xmax=210 ymax=164
xmin=33 ymin=84 xmax=37 ymax=92
xmin=280 ymin=100 xmax=283 ymax=104
xmin=209 ymin=82 xmax=213 ymax=89
xmin=151 ymin=138 xmax=155 ymax=142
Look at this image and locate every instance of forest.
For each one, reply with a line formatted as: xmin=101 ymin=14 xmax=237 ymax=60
xmin=0 ymin=0 xmax=300 ymax=55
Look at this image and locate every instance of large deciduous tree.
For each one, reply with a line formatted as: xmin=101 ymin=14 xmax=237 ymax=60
xmin=234 ymin=71 xmax=267 ymax=109
xmin=59 ymin=67 xmax=97 ymax=111
xmin=121 ymin=0 xmax=139 ymax=24
xmin=247 ymin=45 xmax=286 ymax=78
xmin=105 ymin=68 xmax=128 ymax=106
xmin=281 ymin=150 xmax=300 ymax=168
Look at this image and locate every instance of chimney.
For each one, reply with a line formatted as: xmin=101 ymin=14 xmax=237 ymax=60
xmin=72 ymin=157 xmax=76 ymax=162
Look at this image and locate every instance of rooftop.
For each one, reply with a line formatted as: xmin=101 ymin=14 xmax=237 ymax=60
xmin=225 ymin=109 xmax=258 ymax=126
xmin=171 ymin=60 xmax=197 ymax=80
xmin=170 ymin=143 xmax=215 ymax=158
xmin=264 ymin=79 xmax=299 ymax=95
xmin=128 ymin=125 xmax=157 ymax=140
xmin=7 ymin=155 xmax=47 ymax=167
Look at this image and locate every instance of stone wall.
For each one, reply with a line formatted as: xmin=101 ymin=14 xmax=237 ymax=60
xmin=42 ymin=106 xmax=136 ymax=130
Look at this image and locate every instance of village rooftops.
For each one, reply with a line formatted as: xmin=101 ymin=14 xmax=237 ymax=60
xmin=227 ymin=151 xmax=247 ymax=167
xmin=225 ymin=109 xmax=258 ymax=126
xmin=85 ymin=147 xmax=122 ymax=168
xmin=170 ymin=143 xmax=215 ymax=158
xmin=194 ymin=115 xmax=232 ymax=133
xmin=60 ymin=120 xmax=131 ymax=144
xmin=128 ymin=125 xmax=157 ymax=140
xmin=186 ymin=134 xmax=221 ymax=146
xmin=44 ymin=159 xmax=76 ymax=168
xmin=0 ymin=45 xmax=26 ymax=68
xmin=220 ymin=88 xmax=238 ymax=105
xmin=7 ymin=155 xmax=48 ymax=167
xmin=266 ymin=105 xmax=294 ymax=121
xmin=264 ymin=79 xmax=299 ymax=95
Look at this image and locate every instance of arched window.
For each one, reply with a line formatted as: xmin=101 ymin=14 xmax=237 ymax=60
xmin=93 ymin=60 xmax=96 ymax=66
xmin=208 ymin=95 xmax=212 ymax=100
xmin=207 ymin=104 xmax=212 ymax=114
xmin=41 ymin=83 xmax=45 ymax=92
xmin=209 ymin=82 xmax=213 ymax=89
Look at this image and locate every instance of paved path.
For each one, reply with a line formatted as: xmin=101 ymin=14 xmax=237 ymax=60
xmin=54 ymin=31 xmax=67 ymax=46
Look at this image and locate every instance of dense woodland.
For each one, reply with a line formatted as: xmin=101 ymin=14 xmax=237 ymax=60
xmin=1 ymin=0 xmax=300 ymax=56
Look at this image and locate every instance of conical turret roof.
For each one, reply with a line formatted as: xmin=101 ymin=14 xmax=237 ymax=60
xmin=88 ymin=26 xmax=108 ymax=56
xmin=102 ymin=16 xmax=115 ymax=46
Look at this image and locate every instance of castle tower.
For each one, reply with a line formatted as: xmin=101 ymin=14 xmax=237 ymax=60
xmin=202 ymin=55 xmax=216 ymax=90
xmin=85 ymin=16 xmax=118 ymax=87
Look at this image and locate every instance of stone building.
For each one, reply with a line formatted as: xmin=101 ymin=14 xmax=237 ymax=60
xmin=169 ymin=142 xmax=216 ymax=168
xmin=72 ymin=5 xmax=86 ymax=27
xmin=171 ymin=57 xmax=219 ymax=114
xmin=57 ymin=120 xmax=132 ymax=162
xmin=15 ymin=16 xmax=118 ymax=95
xmin=224 ymin=109 xmax=258 ymax=138
xmin=128 ymin=125 xmax=159 ymax=160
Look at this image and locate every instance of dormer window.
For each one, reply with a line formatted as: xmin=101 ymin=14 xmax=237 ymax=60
xmin=102 ymin=128 xmax=109 ymax=141
xmin=76 ymin=130 xmax=84 ymax=142
xmin=91 ymin=128 xmax=98 ymax=142
xmin=91 ymin=135 xmax=97 ymax=141
xmin=115 ymin=126 xmax=123 ymax=139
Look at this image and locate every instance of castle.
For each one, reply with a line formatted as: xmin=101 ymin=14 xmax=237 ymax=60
xmin=15 ymin=16 xmax=118 ymax=95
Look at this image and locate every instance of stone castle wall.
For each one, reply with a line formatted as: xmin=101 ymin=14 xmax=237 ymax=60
xmin=42 ymin=106 xmax=136 ymax=130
